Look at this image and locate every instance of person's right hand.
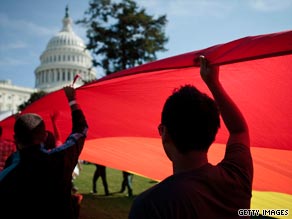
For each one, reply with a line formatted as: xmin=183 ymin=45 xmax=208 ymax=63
xmin=199 ymin=55 xmax=219 ymax=84
xmin=63 ymin=86 xmax=76 ymax=102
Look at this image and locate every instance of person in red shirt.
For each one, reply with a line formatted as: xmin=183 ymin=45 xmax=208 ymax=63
xmin=129 ymin=56 xmax=253 ymax=219
xmin=0 ymin=126 xmax=16 ymax=172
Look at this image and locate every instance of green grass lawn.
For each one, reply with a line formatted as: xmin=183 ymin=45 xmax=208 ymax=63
xmin=74 ymin=162 xmax=157 ymax=219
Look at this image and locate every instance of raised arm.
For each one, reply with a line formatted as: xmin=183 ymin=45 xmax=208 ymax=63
xmin=199 ymin=56 xmax=249 ymax=147
xmin=64 ymin=86 xmax=78 ymax=111
xmin=63 ymin=86 xmax=88 ymax=135
xmin=50 ymin=111 xmax=61 ymax=145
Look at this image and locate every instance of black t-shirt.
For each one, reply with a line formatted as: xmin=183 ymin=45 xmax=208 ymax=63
xmin=129 ymin=143 xmax=253 ymax=219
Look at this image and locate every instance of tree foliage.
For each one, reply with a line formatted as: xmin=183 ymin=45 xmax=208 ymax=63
xmin=77 ymin=0 xmax=168 ymax=75
xmin=18 ymin=91 xmax=47 ymax=112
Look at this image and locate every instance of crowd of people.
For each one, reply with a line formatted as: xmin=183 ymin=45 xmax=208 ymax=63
xmin=0 ymin=57 xmax=253 ymax=219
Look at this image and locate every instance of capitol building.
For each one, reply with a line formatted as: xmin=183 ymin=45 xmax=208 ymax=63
xmin=35 ymin=6 xmax=98 ymax=92
xmin=0 ymin=6 xmax=101 ymax=120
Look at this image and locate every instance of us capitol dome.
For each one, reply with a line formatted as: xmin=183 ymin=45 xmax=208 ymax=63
xmin=34 ymin=6 xmax=100 ymax=92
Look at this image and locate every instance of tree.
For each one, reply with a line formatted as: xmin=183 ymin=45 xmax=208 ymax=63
xmin=77 ymin=0 xmax=168 ymax=75
xmin=18 ymin=91 xmax=47 ymax=112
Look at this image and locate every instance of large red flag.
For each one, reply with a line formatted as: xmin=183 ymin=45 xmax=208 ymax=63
xmin=1 ymin=30 xmax=292 ymax=212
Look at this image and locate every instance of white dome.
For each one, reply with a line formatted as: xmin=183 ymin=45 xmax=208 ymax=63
xmin=47 ymin=31 xmax=85 ymax=50
xmin=34 ymin=6 xmax=100 ymax=92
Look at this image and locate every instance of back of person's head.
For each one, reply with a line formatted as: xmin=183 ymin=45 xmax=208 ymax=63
xmin=14 ymin=113 xmax=46 ymax=150
xmin=161 ymin=84 xmax=220 ymax=154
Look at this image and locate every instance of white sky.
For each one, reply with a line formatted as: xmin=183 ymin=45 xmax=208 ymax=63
xmin=0 ymin=0 xmax=291 ymax=88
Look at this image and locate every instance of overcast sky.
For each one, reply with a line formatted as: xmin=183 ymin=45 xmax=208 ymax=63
xmin=1 ymin=0 xmax=291 ymax=88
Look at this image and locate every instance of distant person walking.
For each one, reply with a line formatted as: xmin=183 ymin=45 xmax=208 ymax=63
xmin=92 ymin=164 xmax=109 ymax=196
xmin=120 ymin=171 xmax=133 ymax=197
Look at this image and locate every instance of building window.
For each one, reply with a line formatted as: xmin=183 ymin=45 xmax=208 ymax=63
xmin=36 ymin=74 xmax=39 ymax=85
xmin=51 ymin=70 xmax=54 ymax=82
xmin=62 ymin=71 xmax=66 ymax=81
xmin=41 ymin=71 xmax=44 ymax=83
xmin=57 ymin=71 xmax=60 ymax=81
xmin=68 ymin=70 xmax=71 ymax=81
xmin=46 ymin=71 xmax=49 ymax=82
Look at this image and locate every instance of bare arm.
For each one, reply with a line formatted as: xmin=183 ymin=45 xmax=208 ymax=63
xmin=199 ymin=56 xmax=250 ymax=147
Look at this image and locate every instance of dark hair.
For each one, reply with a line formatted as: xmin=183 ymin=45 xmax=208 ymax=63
xmin=161 ymin=84 xmax=220 ymax=153
xmin=14 ymin=113 xmax=46 ymax=146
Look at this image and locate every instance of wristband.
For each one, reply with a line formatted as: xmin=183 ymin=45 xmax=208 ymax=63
xmin=69 ymin=100 xmax=77 ymax=106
